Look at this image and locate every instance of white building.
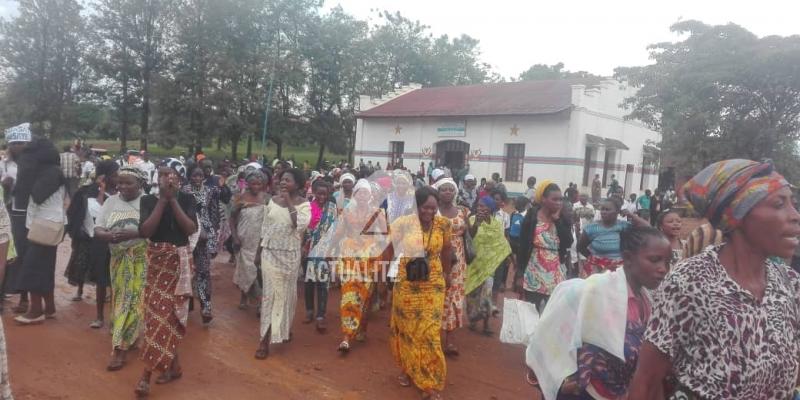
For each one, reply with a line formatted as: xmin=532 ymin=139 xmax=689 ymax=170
xmin=355 ymin=79 xmax=660 ymax=195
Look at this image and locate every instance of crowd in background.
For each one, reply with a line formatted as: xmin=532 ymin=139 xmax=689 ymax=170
xmin=0 ymin=121 xmax=798 ymax=400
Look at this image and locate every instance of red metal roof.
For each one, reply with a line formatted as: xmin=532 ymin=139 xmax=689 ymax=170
xmin=357 ymin=80 xmax=577 ymax=118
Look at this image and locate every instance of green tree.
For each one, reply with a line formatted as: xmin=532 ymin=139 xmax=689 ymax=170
xmin=615 ymin=21 xmax=800 ymax=182
xmin=0 ymin=0 xmax=86 ymax=137
xmin=518 ymin=62 xmax=600 ymax=81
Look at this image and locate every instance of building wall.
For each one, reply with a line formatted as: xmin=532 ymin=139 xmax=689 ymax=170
xmin=355 ymin=81 xmax=661 ymax=196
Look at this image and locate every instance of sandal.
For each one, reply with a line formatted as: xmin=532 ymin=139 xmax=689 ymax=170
xmin=201 ymin=310 xmax=213 ymax=325
xmin=337 ymin=341 xmax=350 ymax=354
xmin=525 ymin=368 xmax=539 ymax=387
xmin=155 ymin=368 xmax=183 ymax=384
xmin=444 ymin=343 xmax=459 ymax=357
xmin=89 ymin=319 xmax=104 ymax=329
xmin=106 ymin=358 xmax=125 ymax=372
xmin=14 ymin=314 xmax=45 ymax=325
xmin=355 ymin=332 xmax=366 ymax=342
xmin=397 ymin=374 xmax=411 ymax=387
xmin=134 ymin=379 xmax=150 ymax=398
xmin=45 ymin=312 xmax=56 ymax=320
xmin=482 ymin=328 xmax=494 ymax=337
xmin=315 ymin=319 xmax=327 ymax=334
xmin=254 ymin=345 xmax=269 ymax=360
xmin=422 ymin=390 xmax=443 ymax=400
xmin=71 ymin=295 xmax=82 ymax=302
xmin=12 ymin=303 xmax=28 ymax=314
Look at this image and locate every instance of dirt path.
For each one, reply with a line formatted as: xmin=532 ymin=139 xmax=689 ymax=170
xmin=4 ymin=240 xmax=534 ymax=400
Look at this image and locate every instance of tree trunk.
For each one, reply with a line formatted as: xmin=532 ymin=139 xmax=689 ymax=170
xmin=276 ymin=139 xmax=283 ymax=160
xmin=120 ymin=74 xmax=129 ymax=152
xmin=217 ymin=135 xmax=223 ymax=151
xmin=231 ymin=135 xmax=239 ymax=161
xmin=140 ymin=69 xmax=151 ymax=151
xmin=316 ymin=141 xmax=326 ymax=170
xmin=246 ymin=135 xmax=253 ymax=160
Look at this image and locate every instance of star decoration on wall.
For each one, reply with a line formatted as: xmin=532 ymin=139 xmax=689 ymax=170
xmin=394 ymin=124 xmax=402 ymax=135
xmin=510 ymin=124 xmax=520 ymax=136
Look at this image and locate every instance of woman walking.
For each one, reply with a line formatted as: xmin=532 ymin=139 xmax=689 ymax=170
xmin=303 ymin=179 xmax=337 ymax=333
xmin=231 ymin=170 xmax=270 ymax=309
xmin=135 ymin=165 xmax=197 ymax=398
xmin=182 ymin=166 xmax=221 ymax=324
xmin=13 ymin=139 xmax=65 ymax=325
xmin=516 ymin=181 xmax=574 ymax=312
xmin=94 ymin=167 xmax=147 ymax=371
xmin=630 ymin=159 xmax=800 ymax=400
xmin=254 ymin=169 xmax=310 ymax=359
xmin=335 ymin=179 xmax=387 ymax=353
xmin=464 ymin=196 xmax=511 ymax=335
xmin=528 ymin=226 xmax=670 ymax=400
xmin=433 ymin=178 xmax=470 ymax=356
xmin=64 ymin=160 xmax=118 ymax=328
xmin=387 ymin=186 xmax=452 ymax=400
xmin=577 ymin=197 xmax=649 ymax=278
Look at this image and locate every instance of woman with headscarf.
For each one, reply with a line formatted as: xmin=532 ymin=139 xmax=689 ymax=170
xmin=182 ymin=165 xmax=221 ymax=324
xmin=386 ymin=186 xmax=452 ymax=399
xmin=135 ymin=164 xmax=197 ymax=397
xmin=93 ymin=166 xmax=147 ymax=371
xmin=465 ymin=196 xmax=511 ymax=335
xmin=433 ymin=177 xmax=470 ymax=356
xmin=254 ymin=169 xmax=311 ymax=359
xmin=13 ymin=139 xmax=66 ymax=325
xmin=335 ymin=178 xmax=388 ymax=353
xmin=231 ymin=170 xmax=271 ymax=310
xmin=629 ymin=159 xmax=800 ymax=400
xmin=577 ymin=197 xmax=650 ymax=279
xmin=514 ymin=181 xmax=574 ymax=312
xmin=386 ymin=171 xmax=415 ymax=224
xmin=333 ymin=172 xmax=356 ymax=214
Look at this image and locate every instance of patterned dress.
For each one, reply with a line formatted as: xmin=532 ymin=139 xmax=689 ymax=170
xmin=181 ymin=184 xmax=220 ymax=314
xmin=95 ymin=194 xmax=147 ymax=352
xmin=523 ymin=221 xmax=564 ymax=296
xmin=390 ymin=215 xmax=450 ymax=392
xmin=233 ymin=196 xmax=268 ymax=294
xmin=338 ymin=206 xmax=387 ymax=340
xmin=441 ymin=207 xmax=468 ymax=332
xmin=260 ymin=201 xmax=311 ymax=343
xmin=646 ymin=246 xmax=800 ymax=399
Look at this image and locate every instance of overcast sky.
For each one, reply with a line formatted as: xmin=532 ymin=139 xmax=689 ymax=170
xmin=1 ymin=0 xmax=797 ymax=78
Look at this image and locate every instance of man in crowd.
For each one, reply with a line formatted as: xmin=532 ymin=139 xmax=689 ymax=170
xmin=60 ymin=145 xmax=81 ymax=198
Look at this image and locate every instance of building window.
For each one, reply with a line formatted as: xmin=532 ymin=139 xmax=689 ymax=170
xmin=504 ymin=144 xmax=525 ymax=183
xmin=640 ymin=154 xmax=654 ymax=190
xmin=602 ymin=149 xmax=614 ymax=187
xmin=389 ymin=141 xmax=404 ymax=168
xmin=582 ymin=147 xmax=592 ymax=186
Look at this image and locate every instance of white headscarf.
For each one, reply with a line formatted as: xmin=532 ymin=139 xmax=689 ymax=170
xmin=340 ymin=173 xmax=356 ymax=185
xmin=433 ymin=178 xmax=458 ymax=205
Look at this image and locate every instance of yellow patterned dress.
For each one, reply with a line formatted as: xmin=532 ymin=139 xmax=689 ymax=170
xmin=389 ymin=215 xmax=450 ymax=392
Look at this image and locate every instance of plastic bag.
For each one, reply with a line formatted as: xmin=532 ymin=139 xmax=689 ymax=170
xmin=499 ymin=298 xmax=540 ymax=345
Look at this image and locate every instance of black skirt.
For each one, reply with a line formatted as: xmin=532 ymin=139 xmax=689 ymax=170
xmin=16 ymin=242 xmax=58 ymax=294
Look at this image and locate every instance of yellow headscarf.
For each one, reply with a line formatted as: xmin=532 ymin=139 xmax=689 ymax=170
xmin=534 ymin=179 xmax=555 ymax=204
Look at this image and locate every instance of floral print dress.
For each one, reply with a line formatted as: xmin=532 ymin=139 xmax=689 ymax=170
xmin=523 ymin=221 xmax=564 ymax=296
xmin=441 ymin=207 xmax=468 ymax=331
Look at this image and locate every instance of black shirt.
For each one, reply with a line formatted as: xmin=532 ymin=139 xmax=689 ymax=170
xmin=139 ymin=192 xmax=197 ymax=246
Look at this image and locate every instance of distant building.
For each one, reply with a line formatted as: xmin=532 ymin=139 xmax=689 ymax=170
xmin=355 ymin=79 xmax=660 ymax=195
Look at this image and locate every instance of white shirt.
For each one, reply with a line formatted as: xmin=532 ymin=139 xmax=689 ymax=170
xmin=81 ymin=161 xmax=95 ymax=178
xmin=623 ymin=200 xmax=637 ymax=215
xmin=26 ymin=186 xmax=66 ymax=228
xmin=138 ymin=160 xmax=156 ymax=184
xmin=495 ymin=209 xmax=511 ymax=230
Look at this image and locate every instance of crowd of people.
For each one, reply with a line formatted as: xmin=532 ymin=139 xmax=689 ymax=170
xmin=0 ymin=121 xmax=799 ymax=400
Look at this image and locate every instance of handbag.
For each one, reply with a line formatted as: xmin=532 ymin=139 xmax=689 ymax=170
xmin=27 ymin=217 xmax=65 ymax=246
xmin=406 ymin=223 xmax=434 ymax=282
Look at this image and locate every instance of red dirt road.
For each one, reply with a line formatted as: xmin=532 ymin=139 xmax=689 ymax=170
xmin=4 ymin=239 xmax=534 ymax=400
